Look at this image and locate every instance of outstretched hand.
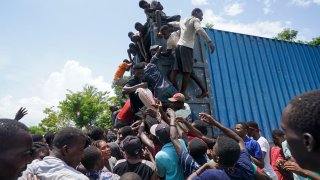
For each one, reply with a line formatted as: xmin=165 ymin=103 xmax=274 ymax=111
xmin=166 ymin=108 xmax=175 ymax=119
xmin=199 ymin=112 xmax=213 ymax=123
xmin=14 ymin=107 xmax=28 ymax=121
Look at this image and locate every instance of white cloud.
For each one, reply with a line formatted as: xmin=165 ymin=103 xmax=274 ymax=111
xmin=224 ymin=3 xmax=244 ymax=16
xmin=203 ymin=9 xmax=286 ymax=38
xmin=290 ymin=0 xmax=320 ymax=7
xmin=0 ymin=60 xmax=113 ymax=126
xmin=191 ymin=0 xmax=208 ymax=5
xmin=257 ymin=0 xmax=273 ymax=14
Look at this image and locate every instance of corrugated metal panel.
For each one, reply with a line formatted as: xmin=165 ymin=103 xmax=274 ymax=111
xmin=206 ymin=29 xmax=320 ymax=140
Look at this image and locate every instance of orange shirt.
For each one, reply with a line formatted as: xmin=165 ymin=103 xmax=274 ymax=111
xmin=114 ymin=62 xmax=130 ymax=80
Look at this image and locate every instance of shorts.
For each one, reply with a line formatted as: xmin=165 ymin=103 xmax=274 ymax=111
xmin=173 ymin=45 xmax=194 ymax=73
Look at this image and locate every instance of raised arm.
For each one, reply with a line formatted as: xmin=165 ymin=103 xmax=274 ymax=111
xmin=167 ymin=108 xmax=182 ymax=156
xmin=199 ymin=113 xmax=246 ymax=150
xmin=123 ymin=82 xmax=148 ymax=94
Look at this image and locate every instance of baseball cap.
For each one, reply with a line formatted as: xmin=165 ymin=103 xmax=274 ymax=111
xmin=168 ymin=93 xmax=185 ymax=102
xmin=120 ymin=136 xmax=142 ymax=156
xmin=150 ymin=123 xmax=170 ymax=141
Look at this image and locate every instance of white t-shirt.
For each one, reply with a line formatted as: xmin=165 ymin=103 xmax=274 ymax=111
xmin=257 ymin=136 xmax=278 ymax=180
xmin=19 ymin=156 xmax=89 ymax=180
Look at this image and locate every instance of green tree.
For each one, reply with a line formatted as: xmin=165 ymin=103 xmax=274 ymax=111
xmin=308 ymin=37 xmax=320 ymax=46
xmin=59 ymin=85 xmax=111 ymax=128
xmin=29 ymin=126 xmax=46 ymax=135
xmin=274 ymin=28 xmax=298 ymax=42
xmin=38 ymin=107 xmax=71 ymax=133
xmin=205 ymin=23 xmax=214 ymax=29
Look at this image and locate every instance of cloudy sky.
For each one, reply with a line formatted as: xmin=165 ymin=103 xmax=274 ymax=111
xmin=1 ymin=0 xmax=319 ymax=126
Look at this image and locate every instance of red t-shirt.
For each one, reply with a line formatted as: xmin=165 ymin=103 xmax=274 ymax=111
xmin=117 ymin=99 xmax=134 ymax=122
xmin=270 ymin=146 xmax=286 ymax=180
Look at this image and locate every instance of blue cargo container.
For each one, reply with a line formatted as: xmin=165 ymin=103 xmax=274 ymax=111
xmin=206 ymin=29 xmax=320 ymax=140
xmin=151 ymin=26 xmax=320 ymax=140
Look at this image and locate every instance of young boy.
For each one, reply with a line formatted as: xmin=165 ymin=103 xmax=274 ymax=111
xmin=114 ymin=59 xmax=132 ymax=86
xmin=81 ymin=146 xmax=120 ymax=180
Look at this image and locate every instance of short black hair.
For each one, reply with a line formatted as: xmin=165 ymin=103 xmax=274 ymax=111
xmin=216 ymin=136 xmax=240 ymax=167
xmin=134 ymin=22 xmax=143 ymax=29
xmin=160 ymin=25 xmax=169 ymax=33
xmin=31 ymin=142 xmax=49 ymax=158
xmin=0 ymin=118 xmax=29 ymax=152
xmin=191 ymin=8 xmax=202 ymax=16
xmin=81 ymin=146 xmax=102 ymax=171
xmin=236 ymin=122 xmax=249 ymax=131
xmin=188 ymin=138 xmax=207 ymax=158
xmin=52 ymin=127 xmax=85 ymax=149
xmin=32 ymin=134 xmax=44 ymax=142
xmin=44 ymin=132 xmax=55 ymax=148
xmin=133 ymin=63 xmax=145 ymax=70
xmin=288 ymin=90 xmax=320 ymax=144
xmin=123 ymin=59 xmax=130 ymax=64
xmin=120 ymin=126 xmax=133 ymax=139
xmin=138 ymin=0 xmax=148 ymax=8
xmin=128 ymin=31 xmax=134 ymax=37
xmin=129 ymin=43 xmax=136 ymax=49
xmin=89 ymin=127 xmax=105 ymax=141
xmin=247 ymin=121 xmax=259 ymax=129
xmin=272 ymin=129 xmax=284 ymax=139
xmin=193 ymin=120 xmax=208 ymax=135
xmin=120 ymin=172 xmax=142 ymax=180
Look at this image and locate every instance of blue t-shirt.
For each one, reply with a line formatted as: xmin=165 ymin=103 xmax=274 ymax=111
xmin=155 ymin=139 xmax=187 ymax=180
xmin=244 ymin=136 xmax=263 ymax=159
xmin=192 ymin=150 xmax=255 ymax=180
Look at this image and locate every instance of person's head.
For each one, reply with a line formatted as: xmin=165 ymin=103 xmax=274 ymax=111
xmin=192 ymin=120 xmax=208 ymax=135
xmin=149 ymin=45 xmax=159 ymax=56
xmin=120 ymin=126 xmax=133 ymax=140
xmin=128 ymin=31 xmax=134 ymax=38
xmin=0 ymin=119 xmax=32 ymax=180
xmin=31 ymin=142 xmax=50 ymax=160
xmin=138 ymin=0 xmax=149 ymax=10
xmin=150 ymin=123 xmax=170 ymax=144
xmin=134 ymin=22 xmax=144 ymax=32
xmin=81 ymin=146 xmax=104 ymax=171
xmin=123 ymin=59 xmax=130 ymax=64
xmin=92 ymin=140 xmax=111 ymax=161
xmin=32 ymin=134 xmax=45 ymax=142
xmin=212 ymin=136 xmax=240 ymax=167
xmin=133 ymin=63 xmax=145 ymax=79
xmin=272 ymin=129 xmax=285 ymax=147
xmin=44 ymin=132 xmax=55 ymax=150
xmin=52 ymin=127 xmax=88 ymax=168
xmin=188 ymin=138 xmax=207 ymax=159
xmin=120 ymin=172 xmax=142 ymax=180
xmin=168 ymin=93 xmax=185 ymax=110
xmin=121 ymin=135 xmax=142 ymax=158
xmin=108 ymin=142 xmax=123 ymax=160
xmin=281 ymin=90 xmax=320 ymax=172
xmin=160 ymin=25 xmax=171 ymax=39
xmin=89 ymin=127 xmax=105 ymax=141
xmin=235 ymin=122 xmax=248 ymax=138
xmin=191 ymin=8 xmax=203 ymax=21
xmin=246 ymin=121 xmax=260 ymax=137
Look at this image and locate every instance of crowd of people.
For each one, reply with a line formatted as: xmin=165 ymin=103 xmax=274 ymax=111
xmin=1 ymin=90 xmax=320 ymax=180
xmin=1 ymin=1 xmax=319 ymax=180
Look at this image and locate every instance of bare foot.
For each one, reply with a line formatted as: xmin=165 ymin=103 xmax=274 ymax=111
xmin=196 ymin=91 xmax=209 ymax=98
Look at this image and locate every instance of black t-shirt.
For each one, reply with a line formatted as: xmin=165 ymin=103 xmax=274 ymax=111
xmin=125 ymin=77 xmax=145 ymax=113
xmin=113 ymin=159 xmax=156 ymax=180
